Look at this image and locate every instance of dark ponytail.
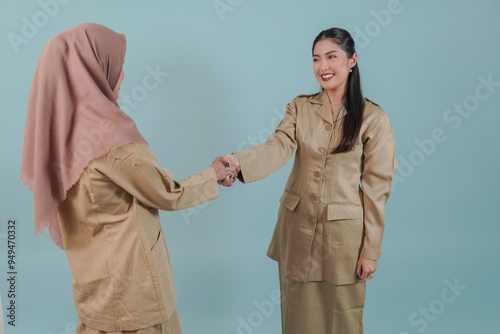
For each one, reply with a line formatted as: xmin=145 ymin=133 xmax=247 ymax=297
xmin=312 ymin=28 xmax=364 ymax=154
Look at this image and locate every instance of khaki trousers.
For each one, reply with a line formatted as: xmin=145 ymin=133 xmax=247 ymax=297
xmin=280 ymin=268 xmax=366 ymax=334
xmin=76 ymin=309 xmax=182 ymax=334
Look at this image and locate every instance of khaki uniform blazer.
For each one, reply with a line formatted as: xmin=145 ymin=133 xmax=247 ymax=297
xmin=57 ymin=143 xmax=218 ymax=331
xmin=235 ymin=91 xmax=397 ymax=285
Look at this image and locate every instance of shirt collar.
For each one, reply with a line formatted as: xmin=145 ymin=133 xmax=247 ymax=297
xmin=310 ymin=90 xmax=347 ymax=124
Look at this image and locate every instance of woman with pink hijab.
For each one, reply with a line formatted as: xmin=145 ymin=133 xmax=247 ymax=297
xmin=21 ymin=23 xmax=238 ymax=333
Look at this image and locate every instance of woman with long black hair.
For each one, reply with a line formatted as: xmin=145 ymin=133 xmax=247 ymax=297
xmin=222 ymin=27 xmax=397 ymax=333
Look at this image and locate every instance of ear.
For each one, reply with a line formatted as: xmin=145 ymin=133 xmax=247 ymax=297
xmin=349 ymin=52 xmax=358 ymax=69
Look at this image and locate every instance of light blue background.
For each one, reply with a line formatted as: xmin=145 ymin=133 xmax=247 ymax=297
xmin=1 ymin=0 xmax=499 ymax=333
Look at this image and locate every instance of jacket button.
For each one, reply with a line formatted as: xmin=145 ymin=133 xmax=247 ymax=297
xmin=318 ymin=147 xmax=326 ymax=153
xmin=309 ymin=194 xmax=318 ymax=201
xmin=325 ymin=124 xmax=332 ymax=131
xmin=314 ymin=171 xmax=321 ymax=178
xmin=306 ymin=218 xmax=315 ymax=225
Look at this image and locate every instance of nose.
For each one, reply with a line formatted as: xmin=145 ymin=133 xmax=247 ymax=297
xmin=320 ymin=60 xmax=329 ymax=71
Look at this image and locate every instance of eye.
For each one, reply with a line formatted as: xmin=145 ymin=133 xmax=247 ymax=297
xmin=328 ymin=55 xmax=337 ymax=59
xmin=313 ymin=58 xmax=319 ymax=62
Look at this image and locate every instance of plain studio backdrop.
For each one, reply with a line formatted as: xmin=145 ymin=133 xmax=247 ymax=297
xmin=0 ymin=0 xmax=499 ymax=333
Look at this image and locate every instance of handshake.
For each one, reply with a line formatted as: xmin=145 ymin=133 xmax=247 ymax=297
xmin=210 ymin=154 xmax=241 ymax=187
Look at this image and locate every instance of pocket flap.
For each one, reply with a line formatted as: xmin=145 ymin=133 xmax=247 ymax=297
xmin=327 ymin=203 xmax=362 ymax=220
xmin=279 ymin=192 xmax=300 ymax=211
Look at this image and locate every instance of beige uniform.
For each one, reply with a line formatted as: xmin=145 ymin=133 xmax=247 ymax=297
xmin=57 ymin=143 xmax=219 ymax=333
xmin=235 ymin=91 xmax=397 ymax=333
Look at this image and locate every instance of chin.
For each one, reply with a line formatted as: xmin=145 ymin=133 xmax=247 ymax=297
xmin=322 ymin=84 xmax=338 ymax=91
xmin=317 ymin=82 xmax=330 ymax=91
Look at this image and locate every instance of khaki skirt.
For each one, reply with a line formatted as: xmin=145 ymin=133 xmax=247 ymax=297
xmin=76 ymin=309 xmax=182 ymax=334
xmin=280 ymin=268 xmax=366 ymax=334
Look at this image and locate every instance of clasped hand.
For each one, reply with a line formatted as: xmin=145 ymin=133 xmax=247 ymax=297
xmin=210 ymin=154 xmax=241 ymax=187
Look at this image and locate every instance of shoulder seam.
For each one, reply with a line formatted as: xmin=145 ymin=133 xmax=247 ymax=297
xmin=365 ymin=97 xmax=382 ymax=109
xmin=296 ymin=92 xmax=320 ymax=98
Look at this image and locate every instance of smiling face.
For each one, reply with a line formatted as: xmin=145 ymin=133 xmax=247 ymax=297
xmin=313 ymin=38 xmax=357 ymax=96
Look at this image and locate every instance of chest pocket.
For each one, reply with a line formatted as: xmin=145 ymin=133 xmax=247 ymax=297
xmin=279 ymin=192 xmax=300 ymax=211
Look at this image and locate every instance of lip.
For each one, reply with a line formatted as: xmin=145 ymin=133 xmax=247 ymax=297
xmin=321 ymin=73 xmax=334 ymax=81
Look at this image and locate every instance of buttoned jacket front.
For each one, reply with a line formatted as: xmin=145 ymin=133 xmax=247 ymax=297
xmin=57 ymin=143 xmax=219 ymax=331
xmin=235 ymin=91 xmax=397 ymax=285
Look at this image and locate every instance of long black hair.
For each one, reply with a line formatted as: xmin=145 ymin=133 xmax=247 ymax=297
xmin=312 ymin=28 xmax=364 ymax=154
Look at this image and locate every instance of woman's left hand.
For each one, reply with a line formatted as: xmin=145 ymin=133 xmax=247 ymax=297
xmin=356 ymin=257 xmax=378 ymax=280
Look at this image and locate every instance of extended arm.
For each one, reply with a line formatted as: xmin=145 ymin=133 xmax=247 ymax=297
xmin=225 ymin=101 xmax=298 ymax=184
xmin=99 ymin=143 xmax=236 ymax=211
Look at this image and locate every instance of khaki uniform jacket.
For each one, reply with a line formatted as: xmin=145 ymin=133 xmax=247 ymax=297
xmin=235 ymin=91 xmax=397 ymax=285
xmin=57 ymin=143 xmax=219 ymax=331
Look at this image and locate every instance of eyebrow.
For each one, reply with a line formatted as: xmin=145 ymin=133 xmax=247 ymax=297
xmin=312 ymin=50 xmax=339 ymax=57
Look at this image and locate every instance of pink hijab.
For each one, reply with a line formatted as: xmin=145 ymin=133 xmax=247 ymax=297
xmin=21 ymin=23 xmax=147 ymax=249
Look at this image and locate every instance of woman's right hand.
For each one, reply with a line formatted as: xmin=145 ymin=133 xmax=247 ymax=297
xmin=211 ymin=156 xmax=238 ymax=187
xmin=220 ymin=154 xmax=241 ymax=187
xmin=222 ymin=154 xmax=240 ymax=170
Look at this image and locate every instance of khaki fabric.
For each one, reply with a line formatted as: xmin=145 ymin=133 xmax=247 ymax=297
xmin=76 ymin=309 xmax=182 ymax=334
xmin=280 ymin=267 xmax=366 ymax=334
xmin=235 ymin=91 xmax=397 ymax=284
xmin=58 ymin=143 xmax=218 ymax=331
